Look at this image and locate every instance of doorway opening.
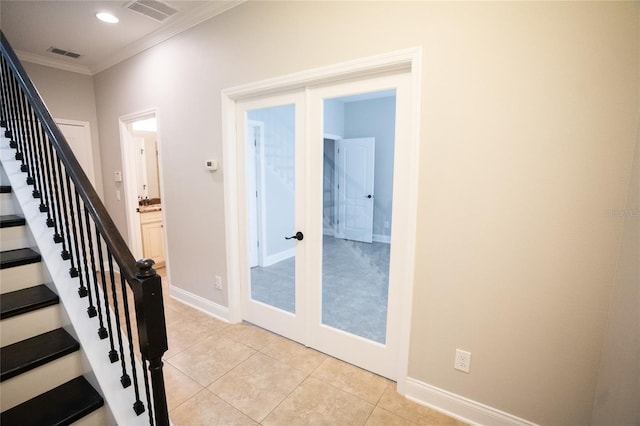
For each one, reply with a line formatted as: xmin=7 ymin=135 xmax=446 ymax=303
xmin=119 ymin=110 xmax=168 ymax=269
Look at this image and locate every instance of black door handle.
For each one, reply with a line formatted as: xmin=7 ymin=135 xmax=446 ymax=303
xmin=285 ymin=231 xmax=304 ymax=241
xmin=366 ymin=194 xmax=372 ymax=199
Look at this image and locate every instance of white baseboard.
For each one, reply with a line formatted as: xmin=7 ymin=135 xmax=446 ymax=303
xmin=262 ymin=247 xmax=295 ymax=267
xmin=403 ymin=377 xmax=537 ymax=426
xmin=168 ymin=285 xmax=231 ymax=323
xmin=373 ymin=233 xmax=390 ymax=244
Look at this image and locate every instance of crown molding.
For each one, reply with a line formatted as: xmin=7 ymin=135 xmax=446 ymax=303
xmin=15 ymin=50 xmax=93 ymax=76
xmin=90 ymin=0 xmax=245 ymax=75
xmin=14 ymin=1 xmax=244 ymax=76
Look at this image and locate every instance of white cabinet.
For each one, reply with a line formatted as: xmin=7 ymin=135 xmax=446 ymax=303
xmin=140 ymin=210 xmax=165 ymax=268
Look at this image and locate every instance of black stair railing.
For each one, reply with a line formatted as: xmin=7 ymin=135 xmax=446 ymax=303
xmin=0 ymin=31 xmax=169 ymax=425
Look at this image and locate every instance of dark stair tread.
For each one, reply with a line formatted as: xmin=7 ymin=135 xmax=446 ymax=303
xmin=1 ymin=285 xmax=59 ymax=320
xmin=0 ymin=186 xmax=11 ymax=193
xmin=0 ymin=376 xmax=104 ymax=426
xmin=0 ymin=214 xmax=26 ymax=228
xmin=0 ymin=248 xmax=41 ymax=270
xmin=0 ymin=328 xmax=79 ymax=381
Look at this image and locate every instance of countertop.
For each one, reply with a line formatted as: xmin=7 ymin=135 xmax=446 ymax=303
xmin=138 ymin=205 xmax=162 ymax=213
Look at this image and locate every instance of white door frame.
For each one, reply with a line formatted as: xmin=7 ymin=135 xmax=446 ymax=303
xmin=246 ymin=120 xmax=267 ymax=267
xmin=222 ymin=47 xmax=422 ymax=391
xmin=118 ymin=109 xmax=168 ymax=267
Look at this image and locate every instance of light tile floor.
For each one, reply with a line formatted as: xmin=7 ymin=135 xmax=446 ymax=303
xmin=157 ymin=269 xmax=466 ymax=426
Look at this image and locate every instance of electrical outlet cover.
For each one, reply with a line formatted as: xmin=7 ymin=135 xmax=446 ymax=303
xmin=455 ymin=349 xmax=471 ymax=373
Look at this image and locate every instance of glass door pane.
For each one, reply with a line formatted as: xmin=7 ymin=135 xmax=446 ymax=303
xmin=246 ymin=104 xmax=296 ymax=313
xmin=321 ymin=91 xmax=396 ymax=344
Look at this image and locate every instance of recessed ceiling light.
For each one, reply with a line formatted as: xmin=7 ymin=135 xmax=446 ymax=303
xmin=96 ymin=12 xmax=119 ymax=24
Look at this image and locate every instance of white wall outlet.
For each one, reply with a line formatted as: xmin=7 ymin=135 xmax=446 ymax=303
xmin=215 ymin=275 xmax=223 ymax=290
xmin=455 ymin=349 xmax=471 ymax=373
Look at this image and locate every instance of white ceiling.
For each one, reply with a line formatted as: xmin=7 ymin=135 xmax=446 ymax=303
xmin=0 ymin=0 xmax=242 ymax=75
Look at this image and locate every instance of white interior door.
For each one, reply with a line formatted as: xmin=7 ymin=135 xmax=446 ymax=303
xmin=238 ymin=91 xmax=307 ymax=344
xmin=55 ymin=119 xmax=95 ymax=186
xmin=307 ymin=73 xmax=412 ymax=380
xmin=336 ymin=137 xmax=375 ymax=243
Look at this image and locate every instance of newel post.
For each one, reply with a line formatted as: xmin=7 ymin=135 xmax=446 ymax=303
xmin=135 ymin=259 xmax=169 ymax=426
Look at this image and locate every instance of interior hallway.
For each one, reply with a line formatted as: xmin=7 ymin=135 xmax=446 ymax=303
xmin=156 ymin=269 xmax=466 ymax=425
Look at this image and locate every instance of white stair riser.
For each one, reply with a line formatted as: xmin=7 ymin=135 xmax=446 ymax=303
xmin=0 ymin=193 xmax=18 ymax=215
xmin=0 ymin=351 xmax=83 ymax=411
xmin=0 ymin=305 xmax=63 ymax=346
xmin=0 ymin=263 xmax=44 ymax=293
xmin=72 ymin=406 xmax=111 ymax=426
xmin=72 ymin=406 xmax=109 ymax=426
xmin=0 ymin=225 xmax=28 ymax=251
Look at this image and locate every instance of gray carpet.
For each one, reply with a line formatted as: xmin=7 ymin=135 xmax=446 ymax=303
xmin=250 ymin=236 xmax=390 ymax=343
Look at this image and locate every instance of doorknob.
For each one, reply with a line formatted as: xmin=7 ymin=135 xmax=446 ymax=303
xmin=366 ymin=194 xmax=372 ymax=199
xmin=285 ymin=231 xmax=304 ymax=241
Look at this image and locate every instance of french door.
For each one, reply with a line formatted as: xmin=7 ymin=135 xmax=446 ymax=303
xmin=237 ymin=72 xmax=411 ymax=380
xmin=237 ymin=91 xmax=308 ymax=344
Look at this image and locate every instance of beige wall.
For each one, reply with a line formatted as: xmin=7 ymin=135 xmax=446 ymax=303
xmin=591 ymin=123 xmax=639 ymax=424
xmin=91 ymin=2 xmax=639 ymax=424
xmin=22 ymin=62 xmax=104 ymax=197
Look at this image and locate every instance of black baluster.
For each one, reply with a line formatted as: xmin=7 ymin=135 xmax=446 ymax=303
xmin=9 ymin=75 xmax=27 ymax=167
xmin=74 ymin=189 xmax=93 ymax=302
xmin=17 ymin=90 xmax=39 ymax=194
xmin=48 ymin=141 xmax=64 ymax=243
xmin=0 ymin=57 xmax=7 ymax=127
xmin=64 ymin=174 xmax=80 ymax=280
xmin=39 ymin=123 xmax=57 ymax=229
xmin=95 ymin=234 xmax=116 ymax=348
xmin=27 ymin=104 xmax=49 ymax=213
xmin=105 ymin=251 xmax=120 ymax=363
xmin=0 ymin=58 xmax=11 ymax=129
xmin=119 ymin=274 xmax=145 ymax=414
xmin=141 ymin=356 xmax=153 ymax=423
xmin=56 ymin=157 xmax=73 ymax=260
xmin=107 ymin=251 xmax=133 ymax=388
xmin=5 ymin=71 xmax=21 ymax=154
xmin=84 ymin=216 xmax=103 ymax=322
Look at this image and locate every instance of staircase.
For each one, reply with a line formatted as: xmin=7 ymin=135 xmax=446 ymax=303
xmin=1 ymin=30 xmax=169 ymax=425
xmin=0 ymin=168 xmax=106 ymax=425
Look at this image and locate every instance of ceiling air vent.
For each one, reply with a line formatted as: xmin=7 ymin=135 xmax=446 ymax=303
xmin=125 ymin=0 xmax=179 ymax=23
xmin=48 ymin=47 xmax=82 ymax=59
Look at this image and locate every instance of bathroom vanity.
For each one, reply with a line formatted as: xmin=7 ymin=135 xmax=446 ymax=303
xmin=139 ymin=206 xmax=165 ymax=268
